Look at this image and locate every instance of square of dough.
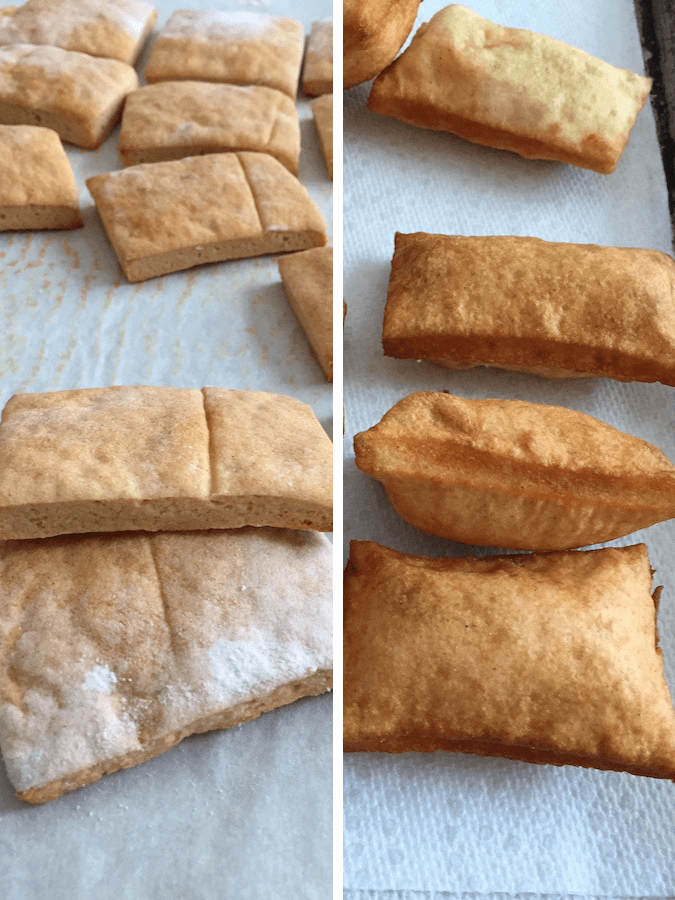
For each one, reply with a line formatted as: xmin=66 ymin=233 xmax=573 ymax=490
xmin=278 ymin=245 xmax=333 ymax=381
xmin=0 ymin=43 xmax=138 ymax=149
xmin=344 ymin=540 xmax=675 ymax=781
xmin=87 ymin=151 xmax=327 ymax=282
xmin=118 ymin=81 xmax=301 ymax=174
xmin=302 ymin=19 xmax=332 ymax=96
xmin=0 ymin=124 xmax=82 ymax=230
xmin=0 ymin=526 xmax=332 ymax=803
xmin=311 ymin=93 xmax=333 ymax=179
xmin=144 ymin=9 xmax=305 ymax=99
xmin=368 ymin=5 xmax=652 ymax=173
xmin=0 ymin=386 xmax=333 ymax=539
xmin=0 ymin=0 xmax=157 ymax=65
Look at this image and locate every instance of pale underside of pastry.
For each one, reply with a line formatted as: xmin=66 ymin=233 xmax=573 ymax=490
xmin=344 ymin=540 xmax=675 ymax=781
xmin=144 ymin=9 xmax=304 ymax=99
xmin=311 ymin=93 xmax=333 ymax=180
xmin=368 ymin=5 xmax=652 ymax=174
xmin=353 ymin=392 xmax=675 ymax=551
xmin=278 ymin=245 xmax=333 ymax=381
xmin=0 ymin=386 xmax=333 ymax=539
xmin=86 ymin=151 xmax=327 ymax=282
xmin=383 ymin=232 xmax=675 ymax=386
xmin=0 ymin=124 xmax=82 ymax=230
xmin=302 ymin=19 xmax=332 ymax=96
xmin=0 ymin=0 xmax=157 ymax=65
xmin=0 ymin=526 xmax=332 ymax=803
xmin=0 ymin=43 xmax=138 ymax=149
xmin=118 ymin=81 xmax=301 ymax=174
xmin=343 ymin=0 xmax=422 ymax=89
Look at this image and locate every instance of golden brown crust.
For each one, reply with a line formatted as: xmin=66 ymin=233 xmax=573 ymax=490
xmin=144 ymin=10 xmax=304 ymax=99
xmin=343 ymin=0 xmax=422 ymax=89
xmin=311 ymin=93 xmax=333 ymax=179
xmin=353 ymin=392 xmax=675 ymax=550
xmin=0 ymin=386 xmax=333 ymax=538
xmin=368 ymin=5 xmax=652 ymax=173
xmin=278 ymin=245 xmax=333 ymax=380
xmin=118 ymin=82 xmax=301 ymax=173
xmin=86 ymin=152 xmax=327 ymax=282
xmin=343 ymin=541 xmax=675 ymax=780
xmin=0 ymin=43 xmax=138 ymax=149
xmin=0 ymin=124 xmax=82 ymax=229
xmin=303 ymin=20 xmax=332 ymax=96
xmin=383 ymin=232 xmax=675 ymax=386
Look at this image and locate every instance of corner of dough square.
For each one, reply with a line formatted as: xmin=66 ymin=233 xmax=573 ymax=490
xmin=0 ymin=43 xmax=139 ymax=149
xmin=302 ymin=20 xmax=333 ymax=96
xmin=311 ymin=93 xmax=333 ymax=179
xmin=86 ymin=151 xmax=327 ymax=282
xmin=0 ymin=124 xmax=82 ymax=229
xmin=118 ymin=81 xmax=301 ymax=174
xmin=144 ymin=9 xmax=305 ymax=99
xmin=278 ymin=245 xmax=333 ymax=380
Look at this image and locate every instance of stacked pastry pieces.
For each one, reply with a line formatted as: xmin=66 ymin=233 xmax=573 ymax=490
xmin=0 ymin=385 xmax=333 ymax=803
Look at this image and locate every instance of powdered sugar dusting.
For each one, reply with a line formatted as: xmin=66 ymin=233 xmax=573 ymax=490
xmin=82 ymin=664 xmax=117 ymax=694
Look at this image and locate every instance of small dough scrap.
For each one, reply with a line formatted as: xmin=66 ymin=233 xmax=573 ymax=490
xmin=0 ymin=0 xmax=157 ymax=65
xmin=0 ymin=43 xmax=139 ymax=149
xmin=118 ymin=81 xmax=301 ymax=173
xmin=144 ymin=9 xmax=304 ymax=99
xmin=0 ymin=385 xmax=333 ymax=539
xmin=303 ymin=19 xmax=332 ymax=96
xmin=344 ymin=540 xmax=675 ymax=782
xmin=368 ymin=5 xmax=652 ymax=173
xmin=278 ymin=245 xmax=333 ymax=381
xmin=86 ymin=151 xmax=327 ymax=282
xmin=344 ymin=0 xmax=422 ymax=89
xmin=311 ymin=93 xmax=333 ymax=179
xmin=0 ymin=124 xmax=82 ymax=230
xmin=0 ymin=526 xmax=332 ymax=803
xmin=354 ymin=391 xmax=675 ymax=551
xmin=383 ymin=232 xmax=675 ymax=385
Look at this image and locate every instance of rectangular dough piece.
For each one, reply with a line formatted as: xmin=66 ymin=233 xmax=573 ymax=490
xmin=0 ymin=526 xmax=332 ymax=803
xmin=0 ymin=124 xmax=82 ymax=229
xmin=278 ymin=245 xmax=333 ymax=381
xmin=383 ymin=232 xmax=675 ymax=386
xmin=0 ymin=43 xmax=138 ymax=149
xmin=118 ymin=81 xmax=301 ymax=174
xmin=0 ymin=0 xmax=157 ymax=65
xmin=86 ymin=151 xmax=327 ymax=282
xmin=368 ymin=5 xmax=652 ymax=174
xmin=144 ymin=9 xmax=305 ymax=99
xmin=311 ymin=93 xmax=333 ymax=180
xmin=354 ymin=391 xmax=675 ymax=551
xmin=302 ymin=19 xmax=332 ymax=96
xmin=344 ymin=540 xmax=675 ymax=781
xmin=0 ymin=386 xmax=333 ymax=539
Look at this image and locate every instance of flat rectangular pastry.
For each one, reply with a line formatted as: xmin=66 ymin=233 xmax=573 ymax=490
xmin=118 ymin=81 xmax=301 ymax=173
xmin=302 ymin=20 xmax=332 ymax=96
xmin=383 ymin=232 xmax=675 ymax=386
xmin=144 ymin=9 xmax=305 ymax=99
xmin=354 ymin=392 xmax=675 ymax=551
xmin=0 ymin=386 xmax=333 ymax=539
xmin=0 ymin=124 xmax=82 ymax=230
xmin=0 ymin=43 xmax=138 ymax=149
xmin=0 ymin=526 xmax=332 ymax=803
xmin=0 ymin=0 xmax=157 ymax=65
xmin=278 ymin=245 xmax=333 ymax=381
xmin=344 ymin=540 xmax=675 ymax=781
xmin=311 ymin=93 xmax=333 ymax=180
xmin=86 ymin=151 xmax=327 ymax=282
xmin=368 ymin=5 xmax=652 ymax=173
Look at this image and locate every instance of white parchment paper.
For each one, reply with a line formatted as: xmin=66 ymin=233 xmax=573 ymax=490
xmin=343 ymin=1 xmax=675 ymax=897
xmin=0 ymin=1 xmax=333 ymax=897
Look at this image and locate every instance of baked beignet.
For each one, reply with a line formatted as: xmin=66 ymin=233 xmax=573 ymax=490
xmin=344 ymin=540 xmax=675 ymax=781
xmin=353 ymin=392 xmax=675 ymax=550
